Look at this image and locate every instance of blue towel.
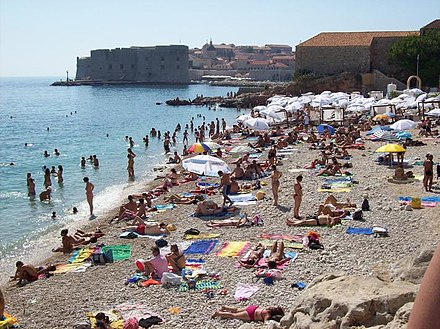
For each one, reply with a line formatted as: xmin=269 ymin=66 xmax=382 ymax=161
xmin=183 ymin=239 xmax=218 ymax=255
xmin=346 ymin=227 xmax=373 ymax=235
xmin=197 ymin=182 xmax=219 ymax=188
xmin=399 ymin=196 xmax=440 ymax=203
xmin=155 ymin=204 xmax=176 ymax=210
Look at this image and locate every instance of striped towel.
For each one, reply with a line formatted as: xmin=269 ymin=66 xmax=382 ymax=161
xmin=216 ymin=241 xmax=251 ymax=257
xmin=68 ymin=247 xmax=96 ymax=264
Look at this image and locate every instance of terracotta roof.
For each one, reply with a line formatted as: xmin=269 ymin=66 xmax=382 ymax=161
xmin=272 ymin=55 xmax=295 ymax=60
xmin=249 ymin=60 xmax=270 ymax=66
xmin=299 ymin=31 xmax=419 ymax=47
xmin=273 ymin=63 xmax=288 ymax=68
xmin=422 ymin=19 xmax=440 ymax=30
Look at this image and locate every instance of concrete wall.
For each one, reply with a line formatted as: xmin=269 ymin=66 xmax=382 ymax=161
xmin=295 ymin=45 xmax=370 ymax=75
xmin=75 ymin=45 xmax=189 ymax=84
xmin=370 ymin=37 xmax=404 ymax=77
xmin=248 ymin=69 xmax=293 ymax=82
xmin=362 ymin=70 xmax=406 ymax=94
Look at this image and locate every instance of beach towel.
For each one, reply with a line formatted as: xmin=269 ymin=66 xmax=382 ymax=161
xmin=101 ymin=245 xmax=131 ymax=262
xmin=192 ymin=208 xmax=239 ymax=220
xmin=68 ymin=247 xmax=96 ymax=264
xmin=229 ymin=193 xmax=257 ymax=206
xmin=116 ymin=303 xmax=163 ymax=322
xmin=185 ymin=258 xmax=205 ymax=270
xmin=288 ymin=168 xmax=308 ymax=173
xmin=184 ymin=233 xmax=221 ymax=240
xmin=196 ymin=182 xmax=219 ymax=189
xmin=183 ymin=239 xmax=218 ymax=255
xmin=399 ymin=196 xmax=440 ymax=207
xmin=86 ymin=310 xmax=123 ymax=329
xmin=259 ymin=239 xmax=304 ymax=249
xmin=318 ymin=187 xmax=352 ymax=193
xmin=52 ymin=263 xmax=90 ymax=274
xmin=154 ymin=204 xmax=176 ymax=211
xmin=346 ymin=227 xmax=373 ymax=235
xmin=178 ymin=279 xmax=222 ymax=292
xmin=234 ymin=283 xmax=260 ymax=301
xmin=216 ymin=241 xmax=251 ymax=257
xmin=258 ymin=233 xmax=304 ymax=243
xmin=0 ymin=312 xmax=18 ymax=329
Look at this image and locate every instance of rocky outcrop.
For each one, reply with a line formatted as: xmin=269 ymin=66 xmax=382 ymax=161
xmin=278 ymin=274 xmax=417 ymax=329
xmin=276 ymin=248 xmax=435 ymax=329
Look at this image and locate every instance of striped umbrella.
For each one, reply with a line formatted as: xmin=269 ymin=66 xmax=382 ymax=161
xmin=188 ymin=143 xmax=211 ymax=153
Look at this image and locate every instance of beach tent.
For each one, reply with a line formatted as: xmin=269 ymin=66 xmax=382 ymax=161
xmin=182 ymin=155 xmax=231 ymax=177
xmin=243 ymin=118 xmax=270 ymax=131
xmin=390 ymin=119 xmax=416 ymax=131
xmin=317 ymin=124 xmax=335 ymax=135
xmin=188 ymin=143 xmax=211 ymax=153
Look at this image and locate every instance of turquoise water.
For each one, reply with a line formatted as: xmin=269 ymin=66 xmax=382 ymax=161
xmin=0 ymin=77 xmax=239 ymax=280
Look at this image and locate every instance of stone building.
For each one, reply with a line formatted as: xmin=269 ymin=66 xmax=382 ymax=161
xmin=295 ymin=31 xmax=418 ymax=76
xmin=75 ymin=45 xmax=189 ymax=84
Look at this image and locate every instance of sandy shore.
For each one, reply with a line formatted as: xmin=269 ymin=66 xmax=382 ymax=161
xmin=2 ymin=129 xmax=439 ymax=329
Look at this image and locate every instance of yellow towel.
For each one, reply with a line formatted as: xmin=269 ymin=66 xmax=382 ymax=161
xmin=0 ymin=312 xmax=18 ymax=328
xmin=318 ymin=188 xmax=351 ymax=193
xmin=86 ymin=310 xmax=123 ymax=329
xmin=216 ymin=241 xmax=250 ymax=257
xmin=184 ymin=233 xmax=221 ymax=240
xmin=71 ymin=247 xmax=94 ymax=264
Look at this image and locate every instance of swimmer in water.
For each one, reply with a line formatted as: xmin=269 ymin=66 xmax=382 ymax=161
xmin=44 ymin=150 xmax=50 ymax=157
xmin=80 ymin=157 xmax=86 ymax=168
xmin=57 ymin=165 xmax=63 ymax=184
xmin=54 ymin=148 xmax=60 ymax=156
xmin=51 ymin=212 xmax=56 ymax=219
xmin=92 ymin=155 xmax=99 ymax=167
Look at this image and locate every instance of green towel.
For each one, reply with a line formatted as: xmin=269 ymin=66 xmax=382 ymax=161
xmin=101 ymin=245 xmax=131 ymax=262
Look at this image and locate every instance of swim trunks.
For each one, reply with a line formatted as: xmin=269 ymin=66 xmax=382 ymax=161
xmin=136 ymin=224 xmax=145 ymax=235
xmin=222 ymin=185 xmax=231 ymax=196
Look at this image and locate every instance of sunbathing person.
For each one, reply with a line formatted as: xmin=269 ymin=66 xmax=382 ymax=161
xmin=117 ymin=195 xmax=138 ymax=220
xmin=323 ymin=195 xmax=356 ymax=209
xmin=74 ymin=228 xmax=104 ymax=239
xmin=144 ymin=246 xmax=169 ymax=279
xmin=163 ymin=194 xmax=197 ymax=204
xmin=286 ymin=211 xmax=345 ymax=227
xmin=52 ymin=229 xmax=80 ymax=253
xmin=230 ymin=177 xmax=240 ymax=194
xmin=207 ymin=214 xmax=250 ymax=228
xmin=194 ymin=200 xmax=225 ymax=216
xmin=212 ymin=305 xmax=284 ymax=323
xmin=266 ymin=241 xmax=287 ymax=268
xmin=238 ymin=243 xmax=266 ymax=268
xmin=232 ymin=163 xmax=245 ymax=179
xmin=166 ymin=244 xmax=186 ymax=274
xmin=11 ymin=261 xmax=56 ymax=285
xmin=316 ymin=158 xmax=342 ymax=176
xmin=125 ymin=218 xmax=170 ymax=235
xmin=393 ymin=164 xmax=414 ymax=181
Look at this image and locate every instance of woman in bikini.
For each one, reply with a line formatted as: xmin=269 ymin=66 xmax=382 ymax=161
xmin=271 ymin=165 xmax=282 ymax=206
xmin=286 ymin=204 xmax=347 ymax=227
xmin=166 ymin=244 xmax=186 ymax=274
xmin=212 ymin=305 xmax=284 ymax=323
xmin=293 ymin=175 xmax=303 ymax=219
xmin=43 ymin=168 xmax=52 ymax=189
xmin=238 ymin=243 xmax=265 ymax=268
xmin=83 ymin=177 xmax=94 ymax=217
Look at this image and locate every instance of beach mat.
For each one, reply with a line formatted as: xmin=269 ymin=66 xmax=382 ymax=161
xmin=52 ymin=263 xmax=90 ymax=274
xmin=346 ymin=227 xmax=373 ymax=235
xmin=234 ymin=283 xmax=260 ymax=301
xmin=192 ymin=208 xmax=239 ymax=220
xmin=229 ymin=193 xmax=257 ymax=205
xmin=258 ymin=233 xmax=303 ymax=243
xmin=183 ymin=239 xmax=218 ymax=255
xmin=155 ymin=204 xmax=176 ymax=212
xmin=216 ymin=241 xmax=251 ymax=257
xmin=318 ymin=188 xmax=351 ymax=193
xmin=178 ymin=279 xmax=222 ymax=292
xmin=399 ymin=196 xmax=440 ymax=203
xmin=86 ymin=310 xmax=123 ymax=329
xmin=101 ymin=245 xmax=131 ymax=262
xmin=184 ymin=233 xmax=221 ymax=240
xmin=115 ymin=302 xmax=164 ymax=322
xmin=119 ymin=231 xmax=166 ymax=240
xmin=259 ymin=239 xmax=304 ymax=249
xmin=68 ymin=247 xmax=96 ymax=264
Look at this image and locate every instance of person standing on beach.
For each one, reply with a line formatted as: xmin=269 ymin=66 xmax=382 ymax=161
xmin=43 ymin=168 xmax=51 ymax=189
xmin=423 ymin=153 xmax=434 ymax=192
xmin=271 ymin=165 xmax=282 ymax=206
xmin=127 ymin=148 xmax=136 ymax=179
xmin=293 ymin=175 xmax=303 ymax=219
xmin=218 ymin=171 xmax=233 ymax=207
xmin=222 ymin=118 xmax=227 ymax=132
xmin=83 ymin=177 xmax=95 ymax=218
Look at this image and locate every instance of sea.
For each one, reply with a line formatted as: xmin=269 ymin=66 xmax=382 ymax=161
xmin=0 ymin=77 xmax=240 ymax=282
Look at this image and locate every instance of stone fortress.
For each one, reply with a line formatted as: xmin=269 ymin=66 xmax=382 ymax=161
xmin=75 ymin=45 xmax=190 ymax=84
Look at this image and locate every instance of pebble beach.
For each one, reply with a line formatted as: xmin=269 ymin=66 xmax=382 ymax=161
xmin=2 ymin=125 xmax=439 ymax=329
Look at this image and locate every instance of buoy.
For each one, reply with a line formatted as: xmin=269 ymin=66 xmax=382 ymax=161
xmin=135 ymin=259 xmax=145 ymax=272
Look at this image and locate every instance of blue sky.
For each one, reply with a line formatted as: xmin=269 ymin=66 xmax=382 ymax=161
xmin=0 ymin=0 xmax=438 ymax=77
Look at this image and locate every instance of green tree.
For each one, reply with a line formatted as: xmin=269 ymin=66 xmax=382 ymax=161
xmin=389 ymin=31 xmax=440 ymax=87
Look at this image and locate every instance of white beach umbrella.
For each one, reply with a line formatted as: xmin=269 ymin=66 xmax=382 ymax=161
xmin=182 ymin=155 xmax=231 ymax=177
xmin=243 ymin=118 xmax=270 ymax=131
xmin=285 ymin=102 xmax=303 ymax=112
xmin=426 ymin=109 xmax=440 ymax=117
xmin=229 ymin=145 xmax=256 ymax=154
xmin=204 ymin=141 xmax=222 ymax=150
xmin=261 ymin=108 xmax=284 ymax=121
xmin=236 ymin=114 xmax=252 ymax=123
xmin=346 ymin=104 xmax=367 ymax=112
xmin=253 ymin=105 xmax=267 ymax=111
xmin=390 ymin=119 xmax=417 ymax=131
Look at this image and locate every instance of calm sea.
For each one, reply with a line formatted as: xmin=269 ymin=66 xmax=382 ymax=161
xmin=0 ymin=77 xmax=239 ymax=282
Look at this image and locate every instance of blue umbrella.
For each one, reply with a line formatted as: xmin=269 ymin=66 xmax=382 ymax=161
xmin=366 ymin=125 xmax=392 ymax=135
xmin=317 ymin=124 xmax=335 ymax=135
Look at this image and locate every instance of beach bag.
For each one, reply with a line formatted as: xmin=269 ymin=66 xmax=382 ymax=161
xmin=184 ymin=228 xmax=200 ymax=235
xmin=123 ymin=318 xmax=139 ymax=329
xmin=92 ymin=253 xmax=106 ymax=265
xmin=353 ymin=209 xmax=363 ymax=221
xmin=256 ymin=191 xmax=265 ymax=200
xmin=161 ymin=272 xmax=182 ymax=286
xmin=155 ymin=238 xmax=168 ymax=248
xmin=361 ymin=199 xmax=370 ymax=211
xmin=139 ymin=316 xmax=162 ymax=328
xmin=411 ymin=198 xmax=422 ymax=209
xmin=103 ymin=249 xmax=114 ymax=263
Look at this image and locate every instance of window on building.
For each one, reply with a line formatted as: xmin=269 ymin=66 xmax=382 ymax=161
xmin=108 ymin=64 xmax=112 ymax=70
xmin=161 ymin=65 xmax=165 ymax=70
xmin=120 ymin=64 xmax=124 ymax=69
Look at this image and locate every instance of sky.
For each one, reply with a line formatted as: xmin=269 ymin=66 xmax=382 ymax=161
xmin=0 ymin=0 xmax=439 ymax=77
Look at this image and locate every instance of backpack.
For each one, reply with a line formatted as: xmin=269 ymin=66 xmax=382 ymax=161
xmin=361 ymin=199 xmax=370 ymax=211
xmin=353 ymin=209 xmax=363 ymax=221
xmin=92 ymin=253 xmax=106 ymax=265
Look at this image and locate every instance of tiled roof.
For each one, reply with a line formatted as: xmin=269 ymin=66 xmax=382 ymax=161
xmin=272 ymin=56 xmax=295 ymax=60
xmin=299 ymin=31 xmax=419 ymax=47
xmin=249 ymin=60 xmax=270 ymax=66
